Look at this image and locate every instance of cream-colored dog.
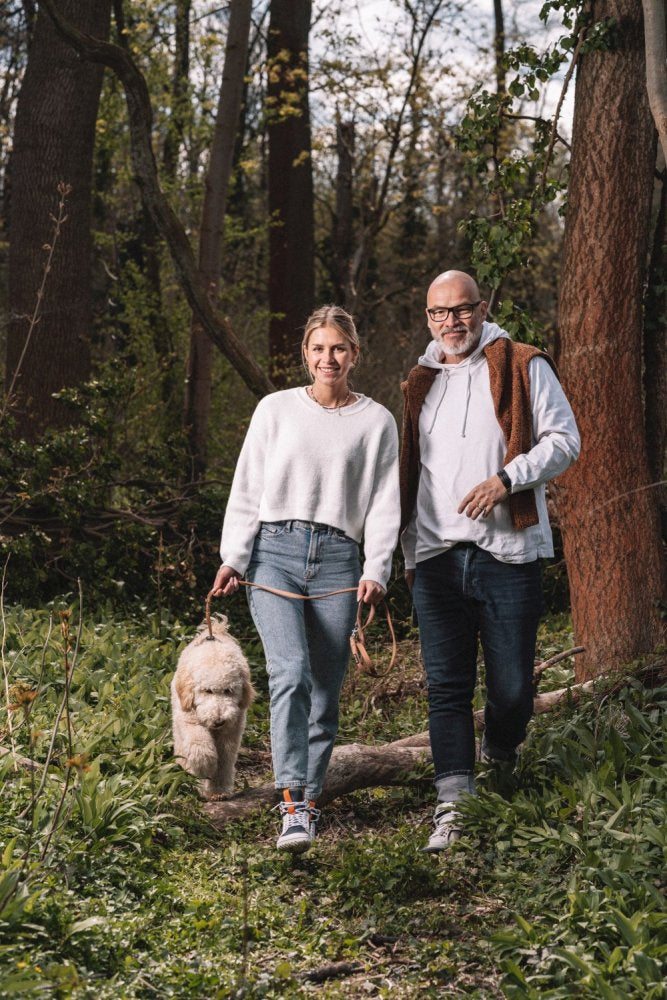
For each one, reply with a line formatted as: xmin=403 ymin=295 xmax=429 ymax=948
xmin=171 ymin=615 xmax=255 ymax=799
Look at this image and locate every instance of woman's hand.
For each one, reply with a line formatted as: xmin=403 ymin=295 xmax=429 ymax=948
xmin=357 ymin=579 xmax=385 ymax=605
xmin=210 ymin=564 xmax=241 ymax=597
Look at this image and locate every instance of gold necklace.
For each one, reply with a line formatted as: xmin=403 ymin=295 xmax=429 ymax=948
xmin=308 ymin=385 xmax=351 ymax=411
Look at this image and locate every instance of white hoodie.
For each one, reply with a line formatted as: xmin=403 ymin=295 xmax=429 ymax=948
xmin=401 ymin=322 xmax=580 ymax=568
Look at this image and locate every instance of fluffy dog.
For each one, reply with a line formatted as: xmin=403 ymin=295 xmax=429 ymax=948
xmin=171 ymin=614 xmax=255 ymax=799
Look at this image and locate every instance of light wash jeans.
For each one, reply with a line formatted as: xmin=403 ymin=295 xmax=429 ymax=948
xmin=246 ymin=520 xmax=360 ymax=800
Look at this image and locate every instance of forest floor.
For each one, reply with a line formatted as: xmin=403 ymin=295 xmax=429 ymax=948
xmin=0 ymin=605 xmax=665 ymax=998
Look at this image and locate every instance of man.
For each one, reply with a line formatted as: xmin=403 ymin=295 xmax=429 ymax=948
xmin=400 ymin=270 xmax=580 ymax=852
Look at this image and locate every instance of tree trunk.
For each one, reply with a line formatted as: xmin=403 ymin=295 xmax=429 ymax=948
xmin=162 ymin=0 xmax=191 ymax=181
xmin=5 ymin=0 xmax=112 ymax=439
xmin=641 ymin=0 xmax=667 ymax=163
xmin=183 ymin=0 xmax=252 ymax=480
xmin=267 ymin=0 xmax=314 ymax=385
xmin=556 ymin=0 xmax=664 ymax=679
xmin=644 ymin=168 xmax=667 ymax=543
xmin=494 ymin=0 xmax=506 ymax=96
xmin=334 ymin=116 xmax=355 ymax=311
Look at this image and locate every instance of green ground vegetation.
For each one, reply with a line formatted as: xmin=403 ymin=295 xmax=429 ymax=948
xmin=0 ymin=605 xmax=665 ymax=998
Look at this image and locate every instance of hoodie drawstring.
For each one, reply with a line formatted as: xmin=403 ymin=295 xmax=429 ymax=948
xmin=461 ymin=366 xmax=472 ymax=438
xmin=426 ymin=369 xmax=449 ymax=434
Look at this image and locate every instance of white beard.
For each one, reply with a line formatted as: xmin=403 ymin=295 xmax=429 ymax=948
xmin=439 ymin=327 xmax=481 ymax=357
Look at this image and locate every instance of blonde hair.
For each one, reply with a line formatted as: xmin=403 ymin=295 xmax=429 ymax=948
xmin=301 ymin=305 xmax=361 ymax=377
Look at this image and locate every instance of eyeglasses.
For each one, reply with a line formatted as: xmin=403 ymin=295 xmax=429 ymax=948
xmin=426 ymin=301 xmax=481 ymax=322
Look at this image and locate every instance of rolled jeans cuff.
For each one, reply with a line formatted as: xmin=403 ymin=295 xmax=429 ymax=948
xmin=435 ymin=772 xmax=476 ymax=803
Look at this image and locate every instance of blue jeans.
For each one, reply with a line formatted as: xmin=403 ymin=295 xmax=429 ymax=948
xmin=246 ymin=520 xmax=360 ymax=800
xmin=413 ymin=544 xmax=543 ymax=787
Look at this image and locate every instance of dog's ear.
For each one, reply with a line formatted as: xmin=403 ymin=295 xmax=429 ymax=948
xmin=240 ymin=677 xmax=256 ymax=711
xmin=175 ymin=668 xmax=195 ymax=712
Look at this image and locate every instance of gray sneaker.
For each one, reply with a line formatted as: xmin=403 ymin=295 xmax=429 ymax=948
xmin=276 ymin=799 xmax=320 ymax=853
xmin=422 ymin=801 xmax=462 ymax=853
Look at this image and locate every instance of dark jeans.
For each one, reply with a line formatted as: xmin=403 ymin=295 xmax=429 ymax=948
xmin=413 ymin=544 xmax=543 ymax=781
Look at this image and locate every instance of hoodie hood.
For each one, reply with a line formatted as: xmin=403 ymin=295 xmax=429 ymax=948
xmin=417 ymin=321 xmax=511 ymax=369
xmin=418 ymin=321 xmax=512 ymax=436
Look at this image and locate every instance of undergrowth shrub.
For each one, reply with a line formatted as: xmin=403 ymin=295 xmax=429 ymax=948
xmin=458 ymin=676 xmax=666 ymax=998
xmin=0 ymin=375 xmax=234 ymax=621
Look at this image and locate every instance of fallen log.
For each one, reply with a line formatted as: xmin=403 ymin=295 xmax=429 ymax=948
xmin=203 ymin=678 xmax=598 ymax=827
xmin=204 ymin=741 xmax=431 ymax=827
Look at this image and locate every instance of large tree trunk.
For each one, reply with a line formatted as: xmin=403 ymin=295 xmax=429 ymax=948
xmin=266 ymin=0 xmax=314 ymax=385
xmin=556 ymin=0 xmax=664 ymax=679
xmin=183 ymin=0 xmax=252 ymax=480
xmin=644 ymin=169 xmax=667 ymax=544
xmin=5 ymin=0 xmax=112 ymax=439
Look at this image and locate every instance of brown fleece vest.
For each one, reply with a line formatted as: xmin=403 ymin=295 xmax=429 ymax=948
xmin=399 ymin=339 xmax=559 ymax=533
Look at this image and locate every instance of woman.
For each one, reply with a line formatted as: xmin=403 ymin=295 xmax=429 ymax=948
xmin=211 ymin=305 xmax=399 ymax=853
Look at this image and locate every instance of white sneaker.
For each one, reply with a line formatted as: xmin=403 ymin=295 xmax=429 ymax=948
xmin=276 ymin=794 xmax=320 ymax=853
xmin=422 ymin=802 xmax=462 ymax=853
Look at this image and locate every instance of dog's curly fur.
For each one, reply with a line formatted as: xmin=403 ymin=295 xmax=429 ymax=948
xmin=171 ymin=614 xmax=255 ymax=799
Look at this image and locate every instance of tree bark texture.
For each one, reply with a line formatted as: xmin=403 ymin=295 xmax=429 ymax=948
xmin=267 ymin=0 xmax=314 ymax=385
xmin=6 ymin=0 xmax=112 ymax=439
xmin=644 ymin=171 xmax=667 ymax=543
xmin=183 ymin=0 xmax=252 ymax=480
xmin=556 ymin=0 xmax=665 ymax=679
xmin=38 ymin=0 xmax=274 ymax=401
xmin=641 ymin=0 xmax=667 ymax=164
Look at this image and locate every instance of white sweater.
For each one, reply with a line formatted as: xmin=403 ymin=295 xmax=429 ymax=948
xmin=220 ymin=388 xmax=400 ymax=587
xmin=402 ymin=323 xmax=581 ymax=568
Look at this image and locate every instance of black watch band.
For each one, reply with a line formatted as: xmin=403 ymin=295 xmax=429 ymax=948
xmin=497 ymin=469 xmax=512 ymax=493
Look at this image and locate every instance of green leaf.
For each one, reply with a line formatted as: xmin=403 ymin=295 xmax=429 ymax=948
xmin=66 ymin=916 xmax=107 ymax=937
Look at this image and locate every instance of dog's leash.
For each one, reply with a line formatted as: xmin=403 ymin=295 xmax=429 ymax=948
xmin=205 ymin=583 xmax=396 ymax=672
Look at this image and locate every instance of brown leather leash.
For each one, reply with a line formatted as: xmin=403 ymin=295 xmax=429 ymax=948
xmin=205 ymin=582 xmax=396 ymax=673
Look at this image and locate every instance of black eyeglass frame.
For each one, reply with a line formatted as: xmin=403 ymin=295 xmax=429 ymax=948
xmin=426 ymin=300 xmax=482 ymax=322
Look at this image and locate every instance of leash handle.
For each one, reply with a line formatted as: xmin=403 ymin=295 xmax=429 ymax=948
xmin=204 ymin=592 xmax=214 ymax=640
xmin=350 ymin=601 xmax=397 ymax=673
xmin=207 ymin=579 xmax=397 ymax=673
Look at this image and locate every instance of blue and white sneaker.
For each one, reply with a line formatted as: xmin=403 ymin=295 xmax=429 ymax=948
xmin=276 ymin=792 xmax=320 ymax=853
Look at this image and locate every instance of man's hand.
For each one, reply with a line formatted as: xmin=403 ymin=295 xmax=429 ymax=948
xmin=404 ymin=569 xmax=415 ymax=593
xmin=458 ymin=474 xmax=510 ymax=520
xmin=357 ymin=579 xmax=385 ymax=605
xmin=210 ymin=564 xmax=241 ymax=597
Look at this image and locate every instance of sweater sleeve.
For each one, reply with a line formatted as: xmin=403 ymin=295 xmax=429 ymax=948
xmin=504 ymin=357 xmax=580 ymax=491
xmin=219 ymin=403 xmax=268 ymax=574
xmin=360 ymin=414 xmax=401 ymax=588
